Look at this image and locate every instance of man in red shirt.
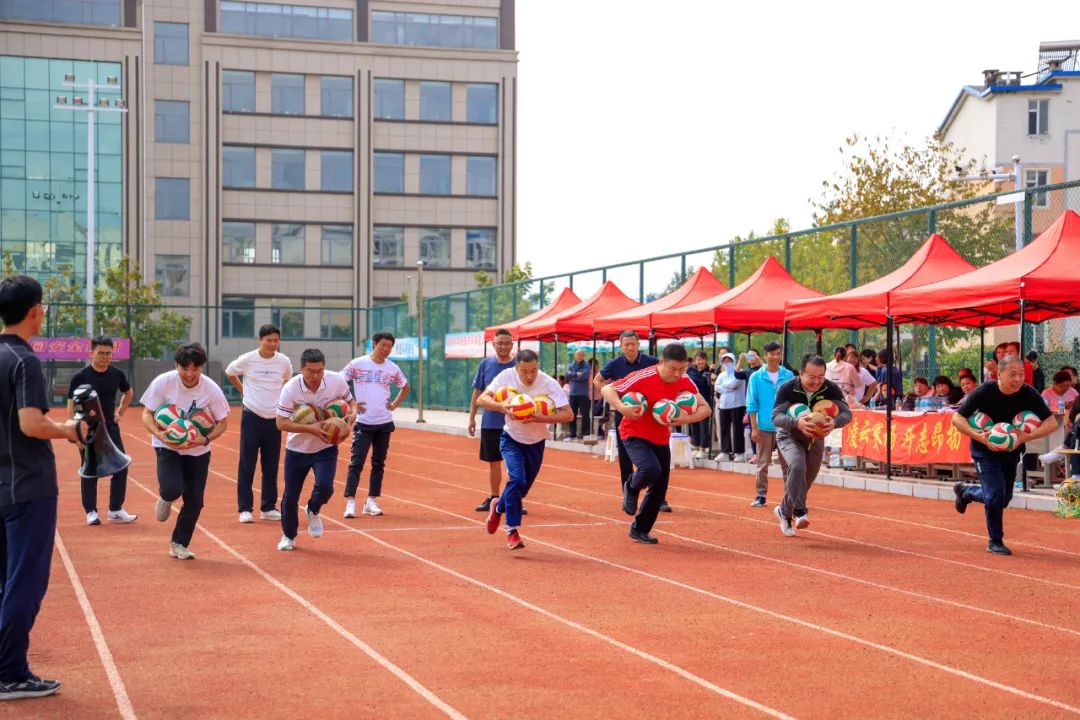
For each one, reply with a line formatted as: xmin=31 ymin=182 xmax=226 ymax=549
xmin=602 ymin=343 xmax=711 ymax=544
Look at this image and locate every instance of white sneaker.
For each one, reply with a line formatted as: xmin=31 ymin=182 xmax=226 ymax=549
xmin=86 ymin=510 xmax=101 ymax=526
xmin=306 ymin=506 xmax=324 ymax=538
xmin=260 ymin=509 xmax=281 ymax=521
xmin=238 ymin=511 xmax=254 ymax=524
xmin=775 ymin=505 xmax=796 ymax=537
xmin=363 ymin=498 xmax=383 ymax=516
xmin=794 ymin=512 xmax=810 ymax=529
xmin=169 ymin=542 xmax=196 ymax=560
xmin=155 ymin=497 xmax=173 ymax=522
xmin=277 ymin=535 xmax=295 ymax=551
xmin=107 ymin=508 xmax=137 ymax=523
xmin=344 ymin=498 xmax=357 ymax=518
xmin=1039 ymin=449 xmax=1065 ymax=463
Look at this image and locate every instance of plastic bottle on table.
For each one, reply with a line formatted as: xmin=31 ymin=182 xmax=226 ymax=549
xmin=1058 ymin=398 xmax=1066 ymax=416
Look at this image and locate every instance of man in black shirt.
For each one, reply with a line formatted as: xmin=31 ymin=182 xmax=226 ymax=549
xmin=952 ymin=355 xmax=1056 ymax=555
xmin=67 ymin=336 xmax=136 ymax=526
xmin=0 ymin=276 xmax=80 ymax=700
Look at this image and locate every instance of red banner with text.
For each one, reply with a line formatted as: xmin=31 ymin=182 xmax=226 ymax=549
xmin=842 ymin=410 xmax=971 ymax=464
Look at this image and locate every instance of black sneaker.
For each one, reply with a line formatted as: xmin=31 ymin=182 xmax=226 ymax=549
xmin=953 ymin=482 xmax=970 ymax=514
xmin=521 ymin=507 xmax=528 ymax=516
xmin=475 ymin=496 xmax=496 ymax=512
xmin=622 ymin=482 xmax=640 ymax=516
xmin=659 ymin=501 xmax=672 ymax=513
xmin=987 ymin=540 xmax=1012 ymax=556
xmin=629 ymin=527 xmax=659 ymax=544
xmin=0 ymin=674 xmax=60 ymax=700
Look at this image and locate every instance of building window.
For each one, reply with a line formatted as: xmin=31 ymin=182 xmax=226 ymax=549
xmin=223 ymin=71 xmax=255 ymax=112
xmin=321 ymin=151 xmax=353 ymax=192
xmin=466 ymin=156 xmax=496 ymax=196
xmin=154 ymin=100 xmax=190 ymax=143
xmin=271 ymin=74 xmax=305 ymax=115
xmin=222 ymin=146 xmax=256 ymax=189
xmin=419 ymin=155 xmax=451 ymax=195
xmin=271 ymin=223 xmax=305 ymax=264
xmin=222 ymin=297 xmax=255 ymax=337
xmin=320 ymin=76 xmax=352 ymax=118
xmin=271 ymin=149 xmax=305 ymax=190
xmin=466 ymin=229 xmax=496 ymax=270
xmin=373 ymin=79 xmax=404 ymax=120
xmin=0 ymin=0 xmax=120 ymax=26
xmin=419 ymin=228 xmax=451 ymax=268
xmin=1025 ymin=169 xmax=1050 ymax=208
xmin=371 ymin=11 xmax=497 ymax=49
xmin=320 ymin=303 xmax=352 ymax=339
xmin=373 ymin=226 xmax=404 ymax=267
xmin=155 ymin=177 xmax=189 ymax=220
xmin=1028 ymin=99 xmax=1049 ymax=136
xmin=466 ymin=83 xmax=497 ymax=124
xmin=154 ymin=22 xmax=188 ymax=65
xmin=220 ymin=1 xmax=353 ymax=41
xmin=420 ymin=81 xmax=451 ymax=122
xmin=373 ymin=153 xmax=404 ymax=193
xmin=223 ymin=221 xmax=256 ymax=263
xmin=154 ymin=254 xmax=190 ymax=297
xmin=270 ymin=301 xmax=304 ymax=338
xmin=321 ymin=225 xmax=352 ymax=265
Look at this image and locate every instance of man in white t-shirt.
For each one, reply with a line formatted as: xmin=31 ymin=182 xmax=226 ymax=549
xmin=341 ymin=331 xmax=410 ymax=518
xmin=139 ymin=343 xmax=230 ymax=560
xmin=477 ymin=349 xmax=572 ymax=550
xmin=225 ymin=323 xmax=293 ymax=524
xmin=275 ymin=348 xmax=355 ymax=551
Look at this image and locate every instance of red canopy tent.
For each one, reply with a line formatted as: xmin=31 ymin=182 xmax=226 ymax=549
xmin=652 ymin=256 xmax=824 ymax=335
xmin=517 ymin=281 xmax=640 ymax=342
xmin=784 ymin=233 xmax=976 ymax=329
xmin=483 ymin=287 xmax=581 ymax=341
xmin=889 ymin=210 xmax=1080 ymax=327
xmin=591 ymin=267 xmax=727 ymax=339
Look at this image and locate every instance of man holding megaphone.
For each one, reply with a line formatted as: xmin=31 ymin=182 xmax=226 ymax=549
xmin=67 ymin=336 xmax=137 ymax=526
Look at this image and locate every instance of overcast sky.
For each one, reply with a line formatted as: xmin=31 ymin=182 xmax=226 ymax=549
xmin=514 ymin=1 xmax=1060 ymax=279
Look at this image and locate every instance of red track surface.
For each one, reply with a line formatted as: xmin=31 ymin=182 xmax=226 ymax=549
xmin=8 ymin=408 xmax=1080 ymax=719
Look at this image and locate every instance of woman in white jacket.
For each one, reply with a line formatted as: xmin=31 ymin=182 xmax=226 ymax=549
xmin=714 ymin=352 xmax=748 ymax=461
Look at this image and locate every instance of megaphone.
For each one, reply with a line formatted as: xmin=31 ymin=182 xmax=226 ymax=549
xmin=71 ymin=384 xmax=132 ymax=479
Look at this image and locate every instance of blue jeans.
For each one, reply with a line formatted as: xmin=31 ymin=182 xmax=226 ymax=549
xmin=0 ymin=496 xmax=57 ymax=682
xmin=965 ymin=448 xmax=1019 ymax=542
xmin=497 ymin=433 xmax=545 ymax=529
xmin=623 ymin=437 xmax=671 ymax=535
xmin=282 ymin=447 xmax=338 ymax=540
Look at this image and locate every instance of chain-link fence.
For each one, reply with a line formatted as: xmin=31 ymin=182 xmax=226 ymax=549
xmin=34 ymin=179 xmax=1080 ymax=408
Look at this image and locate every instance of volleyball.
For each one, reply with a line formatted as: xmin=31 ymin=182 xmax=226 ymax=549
xmin=324 ymin=417 xmax=349 ymax=444
xmin=507 ymin=394 xmax=536 ymax=419
xmin=812 ymin=399 xmax=840 ymax=418
xmin=651 ymin=398 xmax=681 ymax=425
xmin=154 ymin=403 xmax=183 ymax=430
xmin=621 ymin=391 xmax=648 ymax=412
xmin=164 ymin=418 xmax=199 ymax=446
xmin=493 ymin=385 xmax=520 ymax=403
xmin=986 ymin=422 xmax=1018 ymax=451
xmin=968 ymin=411 xmax=993 ymax=431
xmin=1012 ymin=410 xmax=1041 ymax=435
xmin=787 ymin=403 xmax=811 ymax=419
xmin=532 ymin=394 xmax=555 ymax=416
xmin=674 ymin=392 xmax=698 ymax=414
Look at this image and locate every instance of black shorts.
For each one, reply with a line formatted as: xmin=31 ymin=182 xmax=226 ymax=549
xmin=479 ymin=428 xmax=504 ymax=462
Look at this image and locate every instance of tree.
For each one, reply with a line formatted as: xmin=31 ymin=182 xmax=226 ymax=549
xmin=93 ymin=256 xmax=191 ymax=360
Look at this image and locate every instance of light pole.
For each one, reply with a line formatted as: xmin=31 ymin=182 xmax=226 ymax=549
xmin=54 ymin=74 xmax=127 ymax=336
xmin=416 ymin=260 xmax=426 ymax=424
xmin=951 ymin=154 xmax=1023 ymax=251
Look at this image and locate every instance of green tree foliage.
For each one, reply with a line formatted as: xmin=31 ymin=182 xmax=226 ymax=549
xmin=93 ymin=256 xmax=191 ymax=360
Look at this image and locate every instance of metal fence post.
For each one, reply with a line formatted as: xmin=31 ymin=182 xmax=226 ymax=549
xmin=727 ymin=245 xmax=735 ymax=287
xmin=849 ymin=224 xmax=858 ymax=346
xmin=638 ymin=262 xmax=645 ymax=302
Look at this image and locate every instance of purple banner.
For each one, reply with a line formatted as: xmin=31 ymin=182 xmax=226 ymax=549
xmin=30 ymin=337 xmax=131 ymax=360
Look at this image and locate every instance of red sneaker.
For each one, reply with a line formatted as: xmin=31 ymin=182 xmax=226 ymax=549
xmin=507 ymin=529 xmax=525 ymax=550
xmin=486 ymin=498 xmax=502 ymax=534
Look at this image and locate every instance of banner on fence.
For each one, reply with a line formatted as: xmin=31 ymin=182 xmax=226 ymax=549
xmin=365 ymin=336 xmax=427 ymax=361
xmin=31 ymin=337 xmax=131 ymax=360
xmin=842 ymin=409 xmax=970 ymax=464
xmin=444 ymin=332 xmax=539 ymax=359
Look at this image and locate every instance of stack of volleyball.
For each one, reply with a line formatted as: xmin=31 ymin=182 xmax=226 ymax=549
xmin=154 ymin=402 xmax=208 ymax=447
xmin=506 ymin=393 xmax=536 ymax=420
xmin=651 ymin=398 xmax=681 ymax=425
xmin=986 ymin=422 xmax=1019 ymax=451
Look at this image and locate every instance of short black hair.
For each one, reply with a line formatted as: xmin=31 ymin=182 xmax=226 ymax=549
xmin=516 ymin=349 xmax=539 ymax=364
xmin=493 ymin=328 xmax=512 ymax=338
xmin=661 ymin=343 xmax=688 ymax=362
xmin=619 ymin=330 xmax=639 ymax=341
xmin=1053 ymin=369 xmax=1073 ymax=384
xmin=861 ymin=348 xmax=877 ymax=360
xmin=372 ymin=330 xmax=396 ymax=345
xmin=300 ymin=348 xmax=325 ymax=367
xmin=877 ymin=348 xmax=893 ymax=365
xmin=90 ymin=335 xmax=114 ymax=350
xmin=932 ymin=375 xmax=953 ymax=388
xmin=763 ymin=340 xmax=782 ymax=353
xmin=800 ymin=353 xmax=826 ymax=371
xmin=1025 ymin=351 xmax=1038 ymax=361
xmin=694 ymin=350 xmax=708 ymax=361
xmin=914 ymin=376 xmax=929 ymax=386
xmin=259 ymin=323 xmax=281 ymax=339
xmin=833 ymin=346 xmax=846 ymax=358
xmin=0 ymin=275 xmax=43 ymax=327
xmin=174 ymin=342 xmax=208 ymax=368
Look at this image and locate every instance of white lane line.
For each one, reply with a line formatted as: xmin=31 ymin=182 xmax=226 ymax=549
xmin=54 ymin=531 xmax=138 ymax=720
xmin=122 ymin=472 xmax=469 ymax=720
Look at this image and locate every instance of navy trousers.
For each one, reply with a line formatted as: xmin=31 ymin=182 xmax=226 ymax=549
xmin=236 ymin=410 xmax=281 ymax=513
xmin=496 ymin=433 xmax=545 ymax=530
xmin=965 ymin=448 xmax=1019 ymax=543
xmin=623 ymin=438 xmax=671 ymax=535
xmin=0 ymin=496 xmax=57 ymax=682
xmin=282 ymin=447 xmax=338 ymax=540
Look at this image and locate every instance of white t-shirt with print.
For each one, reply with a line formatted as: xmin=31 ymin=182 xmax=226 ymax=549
xmin=486 ymin=367 xmax=568 ymax=445
xmin=341 ymin=355 xmax=408 ymax=426
xmin=226 ymin=350 xmax=293 ymax=419
xmin=277 ymin=371 xmax=353 ymax=454
xmin=139 ymin=371 xmax=230 ymax=457
xmin=853 ymin=366 xmax=876 ymax=403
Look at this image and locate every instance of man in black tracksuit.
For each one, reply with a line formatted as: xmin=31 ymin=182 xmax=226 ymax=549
xmin=770 ymin=354 xmax=852 ymax=537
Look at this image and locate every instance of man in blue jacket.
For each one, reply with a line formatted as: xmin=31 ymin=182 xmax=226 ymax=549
xmin=745 ymin=341 xmax=793 ymax=507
